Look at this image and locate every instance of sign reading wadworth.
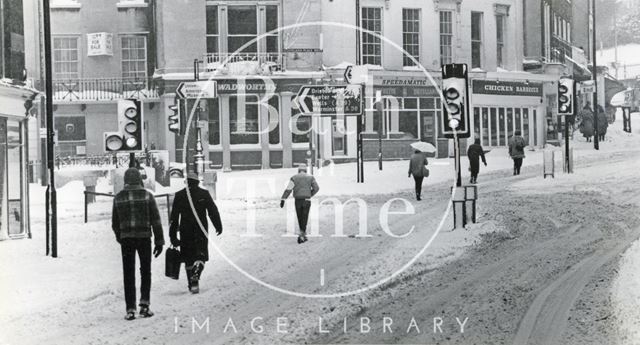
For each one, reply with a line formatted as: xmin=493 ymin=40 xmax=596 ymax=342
xmin=87 ymin=32 xmax=113 ymax=56
xmin=216 ymin=78 xmax=277 ymax=94
xmin=473 ymin=79 xmax=543 ymax=97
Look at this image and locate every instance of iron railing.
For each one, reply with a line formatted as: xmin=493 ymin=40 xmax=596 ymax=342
xmin=36 ymin=77 xmax=160 ymax=102
xmin=203 ymin=52 xmax=285 ymax=72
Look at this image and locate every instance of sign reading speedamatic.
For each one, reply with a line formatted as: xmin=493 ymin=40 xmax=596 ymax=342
xmin=472 ymin=80 xmax=543 ymax=97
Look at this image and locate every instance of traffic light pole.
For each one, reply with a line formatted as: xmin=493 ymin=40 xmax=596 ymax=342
xmin=376 ymin=98 xmax=383 ymax=171
xmin=592 ymin=0 xmax=599 ymax=150
xmin=564 ymin=117 xmax=571 ymax=173
xmin=454 ymin=137 xmax=462 ymax=187
xmin=43 ymin=0 xmax=58 ymax=258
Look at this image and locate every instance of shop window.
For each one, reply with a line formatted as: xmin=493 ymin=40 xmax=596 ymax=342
xmin=498 ymin=108 xmax=506 ymax=145
xmin=229 ymin=96 xmax=259 ymax=145
xmin=481 ymin=107 xmax=489 ymax=145
xmin=490 ymin=108 xmax=498 ymax=146
xmin=399 ymin=111 xmax=418 ymax=139
xmin=421 ymin=110 xmax=436 ymax=144
xmin=291 ymin=97 xmax=310 ymax=144
xmin=361 ymin=7 xmax=382 ymax=66
xmin=6 ymin=120 xmax=23 ymax=236
xmin=267 ymin=96 xmax=280 ymax=145
xmin=53 ymin=36 xmax=79 ymax=80
xmin=506 ymin=108 xmax=514 ymax=138
xmin=523 ymin=108 xmax=530 ymax=143
xmin=473 ymin=107 xmax=481 ymax=141
xmin=207 ymin=98 xmax=220 ymax=145
xmin=515 ymin=108 xmax=522 ymax=135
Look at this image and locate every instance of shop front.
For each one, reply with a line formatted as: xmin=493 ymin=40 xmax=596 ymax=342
xmin=0 ymin=82 xmax=37 ymax=240
xmin=361 ymin=74 xmax=443 ymax=160
xmin=470 ymin=79 xmax=546 ymax=148
xmin=165 ymin=76 xmax=324 ymax=171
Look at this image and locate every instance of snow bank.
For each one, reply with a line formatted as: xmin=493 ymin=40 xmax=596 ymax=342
xmin=612 ymin=241 xmax=640 ymax=345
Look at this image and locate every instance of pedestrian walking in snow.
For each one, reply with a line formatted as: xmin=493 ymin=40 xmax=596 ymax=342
xmin=508 ymin=131 xmax=526 ymax=176
xmin=169 ymin=172 xmax=222 ymax=294
xmin=467 ymin=139 xmax=487 ymax=184
xmin=408 ymin=150 xmax=429 ymax=200
xmin=597 ymin=105 xmax=608 ymax=142
xmin=112 ymin=168 xmax=164 ymax=321
xmin=280 ymin=164 xmax=319 ymax=244
xmin=579 ymin=104 xmax=594 ymax=142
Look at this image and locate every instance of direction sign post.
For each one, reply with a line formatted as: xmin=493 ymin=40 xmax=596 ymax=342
xmin=176 ymin=81 xmax=217 ymax=99
xmin=295 ymin=84 xmax=362 ymax=116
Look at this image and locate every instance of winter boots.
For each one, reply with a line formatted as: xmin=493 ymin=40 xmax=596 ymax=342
xmin=124 ymin=310 xmax=136 ymax=321
xmin=187 ymin=261 xmax=205 ymax=294
xmin=297 ymin=231 xmax=308 ymax=244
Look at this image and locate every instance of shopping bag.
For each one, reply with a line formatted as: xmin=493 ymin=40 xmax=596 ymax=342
xmin=422 ymin=166 xmax=430 ymax=177
xmin=165 ymin=247 xmax=181 ymax=280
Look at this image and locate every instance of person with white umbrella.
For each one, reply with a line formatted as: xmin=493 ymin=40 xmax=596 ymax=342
xmin=408 ymin=142 xmax=434 ymax=201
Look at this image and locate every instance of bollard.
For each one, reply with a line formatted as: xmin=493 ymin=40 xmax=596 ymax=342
xmin=464 ymin=185 xmax=478 ymax=224
xmin=451 ymin=187 xmax=466 ymax=230
xmin=543 ymin=150 xmax=555 ymax=179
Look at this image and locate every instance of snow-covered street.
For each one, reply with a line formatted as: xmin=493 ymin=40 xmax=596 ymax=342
xmin=1 ymin=120 xmax=640 ymax=344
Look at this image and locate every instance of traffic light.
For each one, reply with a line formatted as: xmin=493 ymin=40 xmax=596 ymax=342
xmin=168 ymin=98 xmax=181 ymax=134
xmin=441 ymin=63 xmax=470 ymax=139
xmin=104 ymin=99 xmax=143 ymax=152
xmin=557 ymin=77 xmax=575 ymax=115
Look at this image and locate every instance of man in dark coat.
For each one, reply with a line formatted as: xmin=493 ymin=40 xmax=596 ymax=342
xmin=508 ymin=130 xmax=526 ymax=175
xmin=280 ymin=164 xmax=320 ymax=244
xmin=408 ymin=150 xmax=429 ymax=201
xmin=467 ymin=139 xmax=487 ymax=184
xmin=112 ymin=168 xmax=164 ymax=320
xmin=169 ymin=172 xmax=222 ymax=294
xmin=596 ymin=105 xmax=608 ymax=141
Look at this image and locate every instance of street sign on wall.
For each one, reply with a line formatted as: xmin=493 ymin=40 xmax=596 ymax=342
xmin=176 ymin=81 xmax=217 ymax=99
xmin=295 ymin=84 xmax=362 ymax=116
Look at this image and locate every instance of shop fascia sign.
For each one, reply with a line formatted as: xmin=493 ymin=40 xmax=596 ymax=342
xmin=472 ymin=79 xmax=542 ymax=97
xmin=87 ymin=32 xmax=113 ymax=56
xmin=215 ymin=78 xmax=277 ymax=94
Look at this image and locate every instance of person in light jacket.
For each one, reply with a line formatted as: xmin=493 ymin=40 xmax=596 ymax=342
xmin=508 ymin=130 xmax=526 ymax=176
xmin=280 ymin=165 xmax=320 ymax=244
xmin=408 ymin=150 xmax=429 ymax=201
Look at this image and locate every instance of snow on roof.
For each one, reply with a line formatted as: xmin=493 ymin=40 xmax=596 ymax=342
xmin=598 ymin=44 xmax=640 ymax=79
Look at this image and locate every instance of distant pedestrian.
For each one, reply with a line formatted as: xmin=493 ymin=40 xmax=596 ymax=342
xmin=408 ymin=150 xmax=429 ymax=200
xmin=596 ymin=105 xmax=608 ymax=141
xmin=280 ymin=164 xmax=319 ymax=244
xmin=112 ymin=168 xmax=164 ymax=321
xmin=579 ymin=104 xmax=594 ymax=142
xmin=467 ymin=139 xmax=487 ymax=184
xmin=169 ymin=172 xmax=222 ymax=294
xmin=508 ymin=131 xmax=526 ymax=175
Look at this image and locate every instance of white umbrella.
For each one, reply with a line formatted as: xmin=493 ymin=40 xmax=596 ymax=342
xmin=410 ymin=141 xmax=437 ymax=153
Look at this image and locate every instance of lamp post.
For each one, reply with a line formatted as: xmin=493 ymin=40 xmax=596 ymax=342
xmin=592 ymin=0 xmax=600 ymax=150
xmin=43 ymin=0 xmax=57 ymax=257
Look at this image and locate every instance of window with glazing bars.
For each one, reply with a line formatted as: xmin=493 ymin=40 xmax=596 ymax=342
xmin=439 ymin=11 xmax=453 ymax=66
xmin=361 ymin=7 xmax=382 ymax=65
xmin=402 ymin=8 xmax=420 ymax=67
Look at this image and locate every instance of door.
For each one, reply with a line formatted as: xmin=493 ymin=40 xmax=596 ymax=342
xmin=331 ymin=118 xmax=346 ymax=156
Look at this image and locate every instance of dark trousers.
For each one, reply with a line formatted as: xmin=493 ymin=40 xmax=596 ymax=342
xmin=295 ymin=199 xmax=311 ymax=234
xmin=469 ymin=160 xmax=480 ymax=180
xmin=120 ymin=238 xmax=152 ymax=312
xmin=513 ymin=158 xmax=523 ymax=175
xmin=413 ymin=176 xmax=424 ymax=199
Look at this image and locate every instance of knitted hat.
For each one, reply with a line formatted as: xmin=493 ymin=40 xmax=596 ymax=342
xmin=124 ymin=168 xmax=142 ymax=185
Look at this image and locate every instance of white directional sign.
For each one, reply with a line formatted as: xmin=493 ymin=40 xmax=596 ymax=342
xmin=176 ymin=81 xmax=217 ymax=99
xmin=295 ymin=85 xmax=362 ymax=116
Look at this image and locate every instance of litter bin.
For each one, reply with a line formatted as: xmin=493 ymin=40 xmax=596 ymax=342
xmin=543 ymin=150 xmax=555 ymax=178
